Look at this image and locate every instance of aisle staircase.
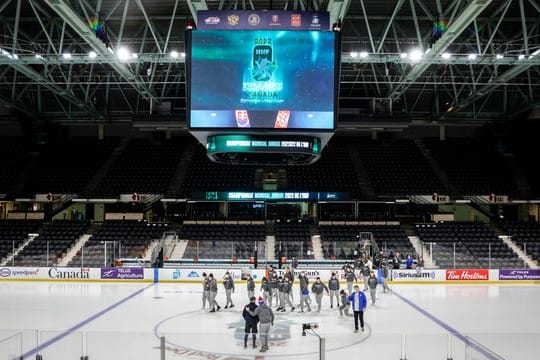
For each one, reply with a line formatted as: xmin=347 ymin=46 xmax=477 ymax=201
xmin=408 ymin=236 xmax=437 ymax=268
xmin=266 ymin=235 xmax=276 ymax=260
xmin=414 ymin=139 xmax=457 ymax=196
xmin=169 ymin=239 xmax=189 ymax=260
xmin=82 ymin=138 xmax=130 ymax=196
xmin=311 ymin=235 xmax=324 ymax=260
xmin=166 ymin=142 xmax=198 ymax=196
xmin=58 ymin=234 xmax=92 ymax=266
xmin=347 ymin=144 xmax=376 ymax=199
xmin=500 ymin=235 xmax=539 ymax=269
xmin=0 ymin=234 xmax=38 ymax=266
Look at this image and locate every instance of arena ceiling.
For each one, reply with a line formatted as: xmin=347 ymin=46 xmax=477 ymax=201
xmin=0 ymin=0 xmax=540 ymax=127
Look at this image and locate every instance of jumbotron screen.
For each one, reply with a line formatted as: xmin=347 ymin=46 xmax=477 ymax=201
xmin=187 ymin=30 xmax=338 ymax=130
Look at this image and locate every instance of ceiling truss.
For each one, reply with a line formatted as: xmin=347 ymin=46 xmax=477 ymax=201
xmin=0 ymin=0 xmax=539 ymax=123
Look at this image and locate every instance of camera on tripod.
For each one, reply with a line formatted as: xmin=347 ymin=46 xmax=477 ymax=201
xmin=302 ymin=323 xmax=319 ymax=336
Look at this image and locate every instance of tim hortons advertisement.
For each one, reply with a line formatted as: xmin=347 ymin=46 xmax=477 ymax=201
xmin=446 ymin=269 xmax=489 ymax=281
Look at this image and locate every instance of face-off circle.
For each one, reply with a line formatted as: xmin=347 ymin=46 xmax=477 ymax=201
xmin=154 ymin=310 xmax=371 ymax=359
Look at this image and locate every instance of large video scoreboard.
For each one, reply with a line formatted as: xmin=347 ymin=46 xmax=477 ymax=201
xmin=187 ymin=29 xmax=338 ymax=130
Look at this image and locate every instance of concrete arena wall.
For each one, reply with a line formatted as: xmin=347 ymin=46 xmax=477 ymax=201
xmin=0 ymin=267 xmax=539 ymax=284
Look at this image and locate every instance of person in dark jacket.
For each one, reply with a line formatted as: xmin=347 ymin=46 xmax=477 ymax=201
xmin=268 ymin=270 xmax=279 ymax=307
xmin=284 ymin=267 xmax=295 ymax=304
xmin=298 ymin=271 xmax=311 ymax=312
xmin=260 ymin=277 xmax=271 ymax=302
xmin=246 ymin=297 xmax=275 ymax=353
xmin=208 ymin=273 xmax=221 ymax=312
xmin=242 ymin=296 xmax=259 ymax=348
xmin=382 ymin=262 xmax=390 ymax=293
xmin=223 ymin=271 xmax=235 ymax=309
xmin=361 ymin=261 xmax=371 ymax=291
xmin=311 ymin=277 xmax=329 ymax=312
xmin=416 ymin=256 xmax=424 ymax=273
xmin=246 ymin=274 xmax=255 ymax=300
xmin=328 ymin=272 xmax=340 ymax=309
xmin=338 ymin=289 xmax=351 ymax=317
xmin=202 ymin=272 xmax=210 ymax=310
xmin=277 ymin=276 xmax=294 ymax=312
xmin=344 ymin=266 xmax=357 ymax=294
xmin=367 ymin=271 xmax=378 ymax=305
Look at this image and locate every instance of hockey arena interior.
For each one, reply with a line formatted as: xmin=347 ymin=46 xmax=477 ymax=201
xmin=1 ymin=1 xmax=540 ymax=359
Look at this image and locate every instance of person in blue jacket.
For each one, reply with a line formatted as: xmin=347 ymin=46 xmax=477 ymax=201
xmin=406 ymin=255 xmax=413 ymax=269
xmin=348 ymin=285 xmax=367 ymax=332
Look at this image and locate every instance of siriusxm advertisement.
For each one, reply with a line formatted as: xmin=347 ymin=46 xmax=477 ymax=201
xmin=188 ymin=30 xmax=337 ymax=130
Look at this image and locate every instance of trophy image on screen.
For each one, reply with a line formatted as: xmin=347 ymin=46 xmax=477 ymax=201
xmin=252 ymin=40 xmax=276 ymax=81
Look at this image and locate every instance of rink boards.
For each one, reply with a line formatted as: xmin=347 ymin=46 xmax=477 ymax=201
xmin=0 ymin=266 xmax=539 ymax=284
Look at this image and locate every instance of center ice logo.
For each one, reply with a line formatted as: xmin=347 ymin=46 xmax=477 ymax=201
xmin=228 ymin=319 xmax=294 ymax=343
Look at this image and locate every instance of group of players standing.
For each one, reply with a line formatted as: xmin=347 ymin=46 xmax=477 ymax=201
xmin=199 ymin=256 xmax=393 ymax=353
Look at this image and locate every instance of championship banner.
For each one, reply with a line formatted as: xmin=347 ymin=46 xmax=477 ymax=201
xmin=197 ymin=10 xmax=330 ymax=31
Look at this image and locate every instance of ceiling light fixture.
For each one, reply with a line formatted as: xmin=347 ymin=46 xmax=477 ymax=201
xmin=409 ymin=49 xmax=423 ymax=63
xmin=116 ymin=47 xmax=131 ymax=62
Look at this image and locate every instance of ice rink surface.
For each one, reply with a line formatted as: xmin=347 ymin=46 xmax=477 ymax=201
xmin=0 ymin=281 xmax=538 ymax=360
